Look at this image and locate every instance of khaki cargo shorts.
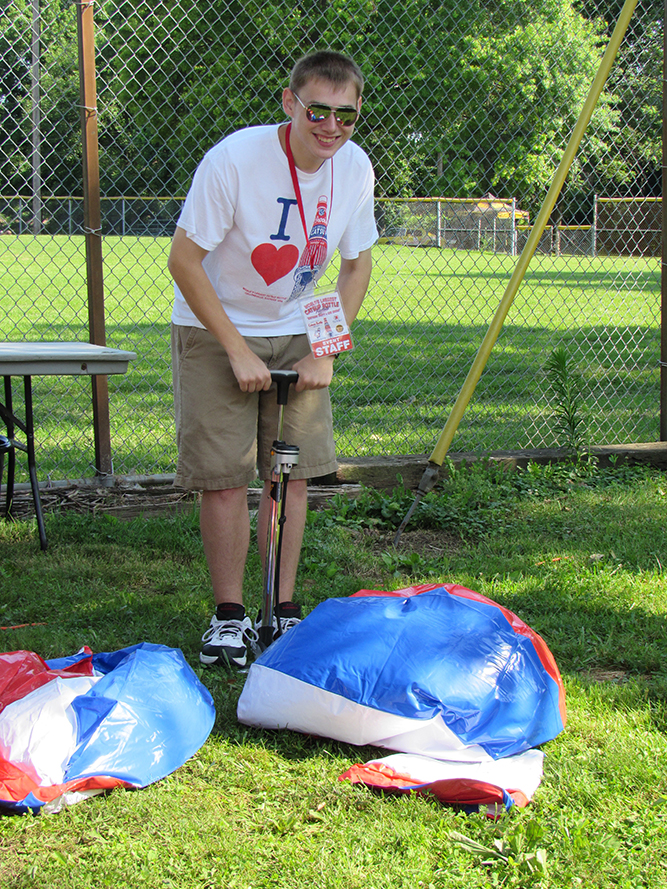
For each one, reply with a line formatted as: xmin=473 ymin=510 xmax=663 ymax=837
xmin=171 ymin=324 xmax=338 ymax=490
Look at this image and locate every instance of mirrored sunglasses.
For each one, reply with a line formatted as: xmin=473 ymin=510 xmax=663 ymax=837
xmin=293 ymin=92 xmax=359 ymax=127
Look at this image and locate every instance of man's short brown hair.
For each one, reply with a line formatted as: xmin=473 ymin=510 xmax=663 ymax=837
xmin=290 ymin=50 xmax=364 ymax=99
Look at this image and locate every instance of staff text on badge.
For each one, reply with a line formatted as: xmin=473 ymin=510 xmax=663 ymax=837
xmin=299 ymin=290 xmax=354 ymax=359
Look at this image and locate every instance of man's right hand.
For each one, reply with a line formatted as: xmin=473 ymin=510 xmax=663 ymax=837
xmin=229 ymin=346 xmax=272 ymax=393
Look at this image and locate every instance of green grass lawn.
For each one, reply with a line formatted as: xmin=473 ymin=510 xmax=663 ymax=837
xmin=0 ymin=235 xmax=660 ymax=481
xmin=1 ymin=459 xmax=666 ymax=887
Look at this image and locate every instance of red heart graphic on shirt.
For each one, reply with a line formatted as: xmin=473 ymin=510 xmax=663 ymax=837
xmin=251 ymin=243 xmax=299 ymax=286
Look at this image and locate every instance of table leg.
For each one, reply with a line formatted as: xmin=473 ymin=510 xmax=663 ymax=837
xmin=23 ymin=376 xmax=48 ymax=551
xmin=2 ymin=376 xmax=16 ymax=520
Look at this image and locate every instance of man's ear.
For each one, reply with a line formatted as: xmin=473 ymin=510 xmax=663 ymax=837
xmin=282 ymin=88 xmax=296 ymax=119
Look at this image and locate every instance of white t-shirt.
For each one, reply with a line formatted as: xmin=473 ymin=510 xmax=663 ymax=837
xmin=171 ymin=124 xmax=378 ymax=336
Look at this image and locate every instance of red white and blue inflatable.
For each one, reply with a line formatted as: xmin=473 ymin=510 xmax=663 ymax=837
xmin=2 ymin=585 xmax=565 ymax=815
xmin=0 ymin=643 xmax=215 ymax=814
xmin=239 ymin=583 xmax=566 ymax=811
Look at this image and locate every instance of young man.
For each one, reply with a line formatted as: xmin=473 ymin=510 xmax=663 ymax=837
xmin=168 ymin=50 xmax=377 ymax=668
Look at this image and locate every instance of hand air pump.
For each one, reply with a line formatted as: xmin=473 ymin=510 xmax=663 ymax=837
xmin=257 ymin=369 xmax=300 ymax=651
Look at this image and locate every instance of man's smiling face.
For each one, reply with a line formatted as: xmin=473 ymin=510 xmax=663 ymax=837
xmin=282 ymin=77 xmax=361 ymax=173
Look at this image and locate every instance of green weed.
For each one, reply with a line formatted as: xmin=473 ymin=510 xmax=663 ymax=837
xmin=545 ymin=346 xmax=587 ymax=455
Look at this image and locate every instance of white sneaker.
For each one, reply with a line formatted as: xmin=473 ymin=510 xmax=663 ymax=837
xmin=253 ymin=606 xmax=301 ymax=650
xmin=254 ymin=606 xmax=302 ymax=643
xmin=200 ymin=615 xmax=258 ymax=668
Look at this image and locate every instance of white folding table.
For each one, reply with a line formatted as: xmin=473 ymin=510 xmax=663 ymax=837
xmin=0 ymin=342 xmax=137 ymax=550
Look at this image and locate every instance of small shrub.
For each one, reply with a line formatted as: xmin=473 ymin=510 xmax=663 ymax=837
xmin=545 ymin=346 xmax=587 ymax=456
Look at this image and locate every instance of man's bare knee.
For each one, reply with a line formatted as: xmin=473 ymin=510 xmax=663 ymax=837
xmin=202 ymin=486 xmax=248 ymax=505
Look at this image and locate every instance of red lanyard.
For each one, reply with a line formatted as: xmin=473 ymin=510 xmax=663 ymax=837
xmin=284 ymin=122 xmax=334 ymax=268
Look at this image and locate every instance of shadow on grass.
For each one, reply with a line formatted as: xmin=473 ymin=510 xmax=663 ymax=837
xmin=2 ymin=485 xmax=666 ymax=750
xmin=3 ymin=316 xmax=660 ymax=482
xmin=418 ymin=263 xmax=659 ymax=293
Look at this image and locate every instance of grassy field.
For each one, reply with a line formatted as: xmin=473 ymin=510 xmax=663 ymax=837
xmin=1 ymin=458 xmax=666 ymax=887
xmin=0 ymin=235 xmax=661 ymax=481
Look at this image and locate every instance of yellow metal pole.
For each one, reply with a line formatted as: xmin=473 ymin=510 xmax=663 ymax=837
xmin=394 ymin=0 xmax=638 ymax=544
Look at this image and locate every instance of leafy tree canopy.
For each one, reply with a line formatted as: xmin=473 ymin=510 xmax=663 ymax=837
xmin=0 ymin=0 xmax=660 ymax=219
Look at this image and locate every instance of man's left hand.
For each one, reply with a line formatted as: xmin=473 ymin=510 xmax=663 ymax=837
xmin=292 ymin=351 xmax=335 ymax=391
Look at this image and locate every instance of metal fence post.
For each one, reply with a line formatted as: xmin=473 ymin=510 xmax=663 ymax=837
xmin=77 ymin=0 xmax=113 ymax=477
xmin=661 ymin=0 xmax=667 ymax=441
xmin=31 ymin=0 xmax=42 ymax=235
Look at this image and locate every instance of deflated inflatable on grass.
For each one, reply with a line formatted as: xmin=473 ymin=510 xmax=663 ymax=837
xmin=238 ymin=583 xmax=565 ymax=809
xmin=339 ymin=749 xmax=546 ymax=814
xmin=0 ymin=643 xmax=215 ymax=814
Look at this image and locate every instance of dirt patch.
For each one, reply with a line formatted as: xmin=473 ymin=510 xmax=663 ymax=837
xmin=4 ymin=483 xmax=198 ymax=521
xmin=579 ymin=668 xmax=654 ymax=685
xmin=582 ymin=669 xmax=630 ymax=684
xmin=361 ymin=527 xmax=463 ymax=558
xmin=3 ymin=482 xmax=362 ymax=522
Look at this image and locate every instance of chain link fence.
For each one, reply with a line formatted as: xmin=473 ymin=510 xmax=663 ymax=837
xmin=0 ymin=0 xmax=662 ymax=482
